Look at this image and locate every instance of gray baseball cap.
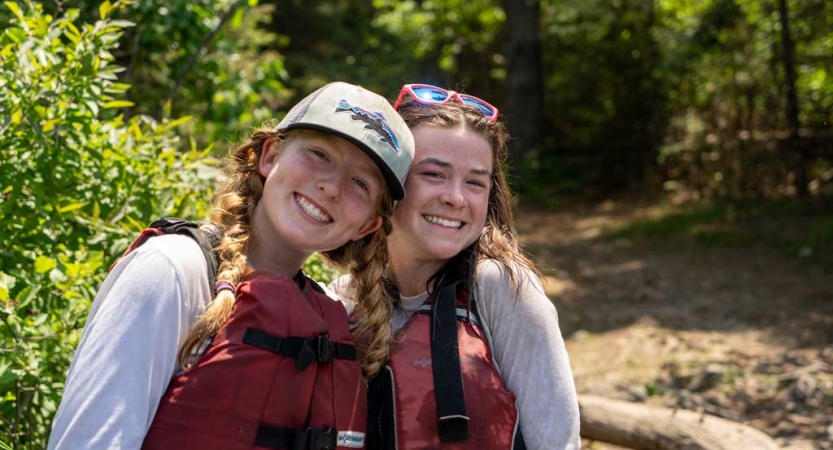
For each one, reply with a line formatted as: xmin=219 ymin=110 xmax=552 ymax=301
xmin=276 ymin=82 xmax=415 ymax=200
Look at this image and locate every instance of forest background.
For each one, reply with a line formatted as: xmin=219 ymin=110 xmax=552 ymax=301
xmin=0 ymin=0 xmax=831 ymax=448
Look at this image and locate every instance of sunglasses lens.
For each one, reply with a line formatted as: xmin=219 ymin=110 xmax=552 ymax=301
xmin=411 ymin=86 xmax=450 ymax=103
xmin=460 ymin=96 xmax=496 ymax=118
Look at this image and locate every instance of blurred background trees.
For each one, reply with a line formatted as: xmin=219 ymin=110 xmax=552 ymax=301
xmin=1 ymin=0 xmax=830 ymax=447
xmin=254 ymin=0 xmax=832 ymax=199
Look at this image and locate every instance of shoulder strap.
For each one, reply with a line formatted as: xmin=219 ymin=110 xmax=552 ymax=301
xmin=146 ymin=218 xmax=221 ymax=295
xmin=429 ymin=284 xmax=527 ymax=449
xmin=430 ymin=280 xmax=469 ymax=442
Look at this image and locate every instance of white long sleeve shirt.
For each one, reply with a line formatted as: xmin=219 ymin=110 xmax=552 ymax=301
xmin=48 ymin=234 xmax=211 ymax=450
xmin=330 ymin=259 xmax=581 ymax=450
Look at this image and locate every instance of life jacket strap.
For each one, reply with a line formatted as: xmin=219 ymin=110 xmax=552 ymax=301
xmin=415 ymin=304 xmax=481 ymax=329
xmin=431 ymin=281 xmax=469 ymax=441
xmin=255 ymin=425 xmax=336 ymax=450
xmin=243 ymin=328 xmax=357 ymax=371
xmin=146 ymin=218 xmax=220 ymax=294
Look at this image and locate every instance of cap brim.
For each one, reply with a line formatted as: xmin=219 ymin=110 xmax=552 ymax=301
xmin=281 ymin=123 xmax=405 ymax=201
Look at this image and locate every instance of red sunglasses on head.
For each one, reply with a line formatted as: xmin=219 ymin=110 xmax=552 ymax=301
xmin=393 ymin=84 xmax=499 ymax=121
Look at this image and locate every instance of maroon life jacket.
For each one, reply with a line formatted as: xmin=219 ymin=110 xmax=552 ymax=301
xmin=364 ymin=281 xmax=522 ymax=450
xmin=118 ymin=219 xmax=367 ymax=450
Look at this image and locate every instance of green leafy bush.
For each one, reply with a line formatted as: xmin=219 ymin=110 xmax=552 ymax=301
xmin=0 ymin=1 xmax=215 ymax=447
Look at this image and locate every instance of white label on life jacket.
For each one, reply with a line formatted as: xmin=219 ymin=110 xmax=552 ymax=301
xmin=336 ymin=431 xmax=365 ymax=448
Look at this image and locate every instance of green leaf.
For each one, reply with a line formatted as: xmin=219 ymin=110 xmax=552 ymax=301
xmin=165 ymin=115 xmax=193 ymax=129
xmin=84 ymin=100 xmax=99 ymax=116
xmin=0 ymin=358 xmax=17 ymax=394
xmin=99 ymin=0 xmax=112 ymax=20
xmin=34 ymin=255 xmax=57 ymax=274
xmin=0 ymin=272 xmax=16 ymax=302
xmin=43 ymin=118 xmax=60 ymax=132
xmin=64 ymin=21 xmax=82 ymax=39
xmin=105 ymin=82 xmax=131 ymax=93
xmin=230 ymin=8 xmax=245 ymax=29
xmin=15 ymin=285 xmax=38 ymax=309
xmin=6 ymin=27 xmax=26 ymax=44
xmin=57 ymin=202 xmax=87 ymax=213
xmin=124 ymin=215 xmax=145 ymax=231
xmin=103 ymin=100 xmax=135 ymax=109
xmin=64 ymin=28 xmax=80 ymax=45
xmin=4 ymin=1 xmax=23 ymax=22
xmin=107 ymin=20 xmax=135 ymax=29
xmin=248 ymin=0 xmax=259 ymax=7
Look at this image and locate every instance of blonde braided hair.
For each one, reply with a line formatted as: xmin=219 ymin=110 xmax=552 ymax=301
xmin=323 ymin=211 xmax=394 ymax=378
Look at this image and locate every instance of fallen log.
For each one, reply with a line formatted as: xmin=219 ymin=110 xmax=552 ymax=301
xmin=579 ymin=395 xmax=780 ymax=450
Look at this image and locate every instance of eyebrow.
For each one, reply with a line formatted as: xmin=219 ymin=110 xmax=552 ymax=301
xmin=418 ymin=157 xmax=491 ymax=176
xmin=311 ymin=139 xmax=382 ymax=187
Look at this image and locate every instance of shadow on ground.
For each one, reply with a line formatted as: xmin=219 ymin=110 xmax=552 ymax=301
xmin=516 ymin=200 xmax=833 ymax=449
xmin=518 ymin=201 xmax=833 ymax=346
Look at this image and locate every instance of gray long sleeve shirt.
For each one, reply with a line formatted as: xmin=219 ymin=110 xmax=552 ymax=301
xmin=331 ymin=259 xmax=581 ymax=450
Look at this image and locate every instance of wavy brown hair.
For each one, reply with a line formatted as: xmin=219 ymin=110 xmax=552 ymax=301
xmin=177 ymin=127 xmax=394 ymax=374
xmin=349 ymin=99 xmax=542 ymax=377
xmin=396 ymin=99 xmax=541 ymax=286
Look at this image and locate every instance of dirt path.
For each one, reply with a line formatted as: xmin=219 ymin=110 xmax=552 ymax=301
xmin=517 ymin=201 xmax=833 ymax=449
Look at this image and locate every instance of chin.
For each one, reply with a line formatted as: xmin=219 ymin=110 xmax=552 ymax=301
xmin=429 ymin=247 xmax=467 ymax=262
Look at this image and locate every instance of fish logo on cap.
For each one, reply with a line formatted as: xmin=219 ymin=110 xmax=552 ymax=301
xmin=335 ymin=99 xmax=401 ymax=153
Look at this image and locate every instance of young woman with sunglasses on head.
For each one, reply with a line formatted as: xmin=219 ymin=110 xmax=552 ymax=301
xmin=48 ymin=82 xmax=415 ymax=450
xmin=332 ymin=84 xmax=580 ymax=450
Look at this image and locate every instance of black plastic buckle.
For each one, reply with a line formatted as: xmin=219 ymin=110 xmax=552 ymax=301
xmin=438 ymin=414 xmax=470 ymax=441
xmin=294 ymin=336 xmax=334 ymax=371
xmin=293 ymin=427 xmax=335 ymax=450
xmin=316 ymin=336 xmax=334 ymax=363
xmin=295 ymin=339 xmax=316 ymax=371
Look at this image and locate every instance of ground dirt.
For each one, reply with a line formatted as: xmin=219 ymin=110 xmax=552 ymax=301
xmin=516 ymin=200 xmax=833 ymax=450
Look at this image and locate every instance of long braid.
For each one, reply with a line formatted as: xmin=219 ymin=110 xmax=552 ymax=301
xmin=347 ymin=229 xmax=394 ymax=378
xmin=322 ymin=190 xmax=395 ymax=378
xmin=177 ymin=129 xmax=281 ymax=369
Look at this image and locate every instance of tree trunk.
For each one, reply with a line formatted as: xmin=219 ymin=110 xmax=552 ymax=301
xmin=503 ymin=0 xmax=544 ymax=181
xmin=159 ymin=0 xmax=247 ymax=120
xmin=579 ymin=395 xmax=780 ymax=450
xmin=777 ymin=0 xmax=808 ymax=197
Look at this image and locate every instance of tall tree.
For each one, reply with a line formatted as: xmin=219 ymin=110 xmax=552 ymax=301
xmin=503 ymin=0 xmax=544 ymax=180
xmin=777 ymin=0 xmax=807 ymax=196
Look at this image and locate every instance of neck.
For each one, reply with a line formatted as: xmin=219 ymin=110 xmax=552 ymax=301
xmin=388 ymin=248 xmax=444 ymax=297
xmin=246 ymin=246 xmax=307 ymax=278
xmin=246 ymin=205 xmax=311 ymax=278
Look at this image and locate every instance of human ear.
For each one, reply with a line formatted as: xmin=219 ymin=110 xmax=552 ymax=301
xmin=351 ymin=215 xmax=383 ymax=242
xmin=258 ymin=137 xmax=279 ymax=177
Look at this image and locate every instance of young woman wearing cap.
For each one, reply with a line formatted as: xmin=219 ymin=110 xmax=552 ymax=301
xmin=48 ymin=82 xmax=415 ymax=450
xmin=332 ymin=85 xmax=580 ymax=450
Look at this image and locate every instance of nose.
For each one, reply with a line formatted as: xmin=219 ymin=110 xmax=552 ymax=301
xmin=438 ymin=183 xmax=465 ymax=208
xmin=317 ymin=173 xmax=344 ymax=201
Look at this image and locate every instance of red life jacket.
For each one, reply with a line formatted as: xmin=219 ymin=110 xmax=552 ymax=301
xmin=364 ymin=281 xmax=522 ymax=450
xmin=119 ymin=219 xmax=367 ymax=450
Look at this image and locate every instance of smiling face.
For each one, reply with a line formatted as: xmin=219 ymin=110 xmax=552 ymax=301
xmin=387 ymin=125 xmax=493 ymax=272
xmin=250 ymin=130 xmax=385 ymax=268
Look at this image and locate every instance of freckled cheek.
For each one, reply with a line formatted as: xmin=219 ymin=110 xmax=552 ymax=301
xmin=344 ymin=189 xmax=376 ymax=216
xmin=471 ymin=197 xmax=489 ymax=224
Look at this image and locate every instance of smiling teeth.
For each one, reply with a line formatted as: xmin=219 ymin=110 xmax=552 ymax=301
xmin=424 ymin=214 xmax=462 ymax=229
xmin=297 ymin=195 xmax=332 ymax=223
